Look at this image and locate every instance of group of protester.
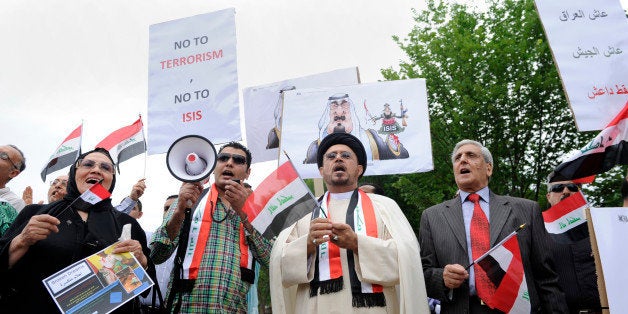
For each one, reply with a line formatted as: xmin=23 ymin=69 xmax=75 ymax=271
xmin=0 ymin=134 xmax=616 ymax=313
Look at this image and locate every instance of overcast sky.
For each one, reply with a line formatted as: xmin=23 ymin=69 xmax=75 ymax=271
xmin=0 ymin=0 xmax=422 ymax=230
xmin=4 ymin=0 xmax=627 ymax=231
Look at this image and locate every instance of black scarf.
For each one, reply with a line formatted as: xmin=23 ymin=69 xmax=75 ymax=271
xmin=48 ymin=148 xmax=121 ymax=255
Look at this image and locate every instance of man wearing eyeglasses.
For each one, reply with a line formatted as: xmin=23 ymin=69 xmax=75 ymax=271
xmin=0 ymin=145 xmax=26 ymax=213
xmin=270 ymin=132 xmax=428 ymax=313
xmin=151 ymin=142 xmax=272 ymax=313
xmin=546 ymin=180 xmax=601 ymax=314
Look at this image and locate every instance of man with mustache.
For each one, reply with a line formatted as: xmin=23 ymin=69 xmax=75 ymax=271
xmin=419 ymin=139 xmax=567 ymax=313
xmin=303 ymin=93 xmax=408 ymax=165
xmin=271 ymin=133 xmax=428 ymax=313
xmin=151 ymin=142 xmax=272 ymax=313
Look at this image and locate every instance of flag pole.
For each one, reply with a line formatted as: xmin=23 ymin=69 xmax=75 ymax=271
xmin=139 ymin=113 xmax=147 ymax=179
xmin=465 ymin=223 xmax=526 ymax=270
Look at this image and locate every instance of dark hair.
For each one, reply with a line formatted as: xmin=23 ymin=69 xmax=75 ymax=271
xmin=359 ymin=182 xmax=384 ymax=195
xmin=316 ymin=133 xmax=367 ymax=178
xmin=622 ymin=178 xmax=628 ymax=201
xmin=219 ymin=142 xmax=252 ymax=169
xmin=135 ymin=199 xmax=143 ymax=212
xmin=8 ymin=144 xmax=26 ymax=172
xmin=166 ymin=194 xmax=178 ymax=201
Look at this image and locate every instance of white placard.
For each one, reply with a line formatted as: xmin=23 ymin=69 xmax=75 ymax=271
xmin=280 ymin=78 xmax=433 ymax=178
xmin=242 ymin=67 xmax=360 ymax=164
xmin=148 ymin=9 xmax=240 ymax=154
xmin=535 ymin=0 xmax=628 ymax=131
xmin=589 ymin=207 xmax=628 ymax=311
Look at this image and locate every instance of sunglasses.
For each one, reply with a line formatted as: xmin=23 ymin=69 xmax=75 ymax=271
xmin=76 ymin=159 xmax=115 ymax=174
xmin=325 ymin=151 xmax=353 ymax=160
xmin=0 ymin=151 xmax=19 ymax=170
xmin=550 ymin=183 xmax=580 ymax=193
xmin=217 ymin=153 xmax=247 ymax=165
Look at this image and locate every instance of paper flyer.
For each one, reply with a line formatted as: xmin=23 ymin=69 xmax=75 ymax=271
xmin=43 ymin=242 xmax=153 ymax=314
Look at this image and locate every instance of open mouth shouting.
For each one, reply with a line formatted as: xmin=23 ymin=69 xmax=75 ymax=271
xmin=221 ymin=169 xmax=235 ymax=180
xmin=86 ymin=177 xmax=101 ymax=185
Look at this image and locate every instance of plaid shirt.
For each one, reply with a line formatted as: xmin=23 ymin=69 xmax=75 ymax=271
xmin=151 ymin=197 xmax=272 ymax=313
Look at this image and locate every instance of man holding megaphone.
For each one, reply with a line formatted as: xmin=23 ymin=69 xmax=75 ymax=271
xmin=151 ymin=141 xmax=272 ymax=313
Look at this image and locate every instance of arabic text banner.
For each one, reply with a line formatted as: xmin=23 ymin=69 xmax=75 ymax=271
xmin=535 ymin=0 xmax=628 ymax=131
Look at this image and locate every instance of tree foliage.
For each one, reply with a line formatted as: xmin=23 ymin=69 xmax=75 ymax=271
xmin=377 ymin=0 xmax=624 ymax=229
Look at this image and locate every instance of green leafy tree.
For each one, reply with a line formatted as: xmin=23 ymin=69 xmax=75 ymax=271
xmin=378 ymin=0 xmax=617 ymax=226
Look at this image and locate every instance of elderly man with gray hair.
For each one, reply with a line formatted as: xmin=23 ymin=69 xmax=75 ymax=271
xmin=419 ymin=139 xmax=567 ymax=313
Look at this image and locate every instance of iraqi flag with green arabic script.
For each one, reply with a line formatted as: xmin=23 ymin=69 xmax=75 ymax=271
xmin=476 ymin=233 xmax=531 ymax=313
xmin=243 ymin=160 xmax=318 ymax=239
xmin=549 ymin=101 xmax=628 ymax=182
xmin=542 ymin=191 xmax=589 ymax=244
xmin=96 ymin=117 xmax=146 ymax=171
xmin=40 ymin=124 xmax=82 ymax=182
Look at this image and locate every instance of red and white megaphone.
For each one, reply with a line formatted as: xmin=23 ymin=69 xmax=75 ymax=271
xmin=166 ymin=135 xmax=217 ymax=183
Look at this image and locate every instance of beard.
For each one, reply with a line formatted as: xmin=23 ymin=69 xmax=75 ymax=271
xmin=333 ymin=124 xmax=346 ymax=133
xmin=327 ymin=174 xmax=350 ymax=187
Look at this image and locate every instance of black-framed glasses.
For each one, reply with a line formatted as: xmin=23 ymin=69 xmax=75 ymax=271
xmin=325 ymin=151 xmax=353 ymax=160
xmin=76 ymin=159 xmax=115 ymax=174
xmin=0 ymin=151 xmax=19 ymax=170
xmin=550 ymin=183 xmax=580 ymax=193
xmin=50 ymin=179 xmax=68 ymax=186
xmin=217 ymin=153 xmax=247 ymax=165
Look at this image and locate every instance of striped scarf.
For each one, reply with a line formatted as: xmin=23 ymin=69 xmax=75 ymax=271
xmin=310 ymin=189 xmax=385 ymax=308
xmin=181 ymin=184 xmax=255 ymax=283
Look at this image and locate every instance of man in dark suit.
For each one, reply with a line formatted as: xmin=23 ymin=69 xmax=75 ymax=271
xmin=419 ymin=139 xmax=567 ymax=313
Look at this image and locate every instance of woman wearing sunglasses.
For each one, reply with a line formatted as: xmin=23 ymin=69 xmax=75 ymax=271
xmin=0 ymin=148 xmax=153 ymax=313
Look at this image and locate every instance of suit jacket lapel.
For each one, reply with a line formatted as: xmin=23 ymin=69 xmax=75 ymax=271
xmin=489 ymin=192 xmax=511 ymax=246
xmin=441 ymin=197 xmax=468 ymax=253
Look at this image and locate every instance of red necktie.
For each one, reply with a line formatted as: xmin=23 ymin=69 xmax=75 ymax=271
xmin=468 ymin=193 xmax=495 ymax=302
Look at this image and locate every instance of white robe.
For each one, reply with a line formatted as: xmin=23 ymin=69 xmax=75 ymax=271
xmin=270 ymin=193 xmax=428 ymax=313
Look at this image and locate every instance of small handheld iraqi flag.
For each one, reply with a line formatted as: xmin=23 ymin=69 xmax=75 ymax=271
xmin=471 ymin=225 xmax=530 ymax=313
xmin=55 ymin=181 xmax=111 ymax=218
xmin=542 ymin=191 xmax=589 ymax=244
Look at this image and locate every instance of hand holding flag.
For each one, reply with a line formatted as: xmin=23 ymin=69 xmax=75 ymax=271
xmin=470 ymin=224 xmax=530 ymax=313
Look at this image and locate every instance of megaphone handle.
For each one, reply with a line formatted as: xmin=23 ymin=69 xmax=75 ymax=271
xmin=168 ymin=207 xmax=192 ymax=311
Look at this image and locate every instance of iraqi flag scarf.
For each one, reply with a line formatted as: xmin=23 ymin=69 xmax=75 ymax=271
xmin=181 ymin=184 xmax=255 ymax=284
xmin=310 ymin=189 xmax=385 ymax=308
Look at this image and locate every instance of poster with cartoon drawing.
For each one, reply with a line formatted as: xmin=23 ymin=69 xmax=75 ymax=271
xmin=280 ymin=78 xmax=433 ymax=178
xmin=243 ymin=67 xmax=360 ymax=164
xmin=43 ymin=242 xmax=153 ymax=314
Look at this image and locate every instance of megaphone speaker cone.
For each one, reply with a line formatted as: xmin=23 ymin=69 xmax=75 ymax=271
xmin=166 ymin=135 xmax=217 ymax=183
xmin=185 ymin=153 xmax=207 ymax=176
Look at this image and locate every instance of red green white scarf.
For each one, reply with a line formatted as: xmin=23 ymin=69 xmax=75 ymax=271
xmin=181 ymin=184 xmax=255 ymax=283
xmin=310 ymin=189 xmax=385 ymax=308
